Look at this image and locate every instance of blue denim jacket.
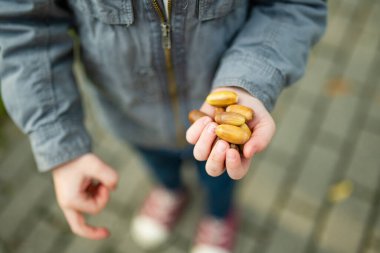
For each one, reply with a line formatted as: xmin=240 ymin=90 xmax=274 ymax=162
xmin=0 ymin=0 xmax=326 ymax=171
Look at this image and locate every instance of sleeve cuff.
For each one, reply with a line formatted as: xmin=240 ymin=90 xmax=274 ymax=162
xmin=212 ymin=52 xmax=285 ymax=112
xmin=29 ymin=119 xmax=92 ymax=172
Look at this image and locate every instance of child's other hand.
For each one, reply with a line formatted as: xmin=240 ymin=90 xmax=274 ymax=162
xmin=52 ymin=154 xmax=119 ymax=240
xmin=186 ymin=87 xmax=276 ymax=180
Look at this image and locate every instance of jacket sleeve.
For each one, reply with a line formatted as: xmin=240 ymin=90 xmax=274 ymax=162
xmin=0 ymin=1 xmax=91 ymax=172
xmin=212 ymin=0 xmax=327 ymax=111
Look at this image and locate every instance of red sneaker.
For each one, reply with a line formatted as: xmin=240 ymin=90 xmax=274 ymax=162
xmin=130 ymin=186 xmax=188 ymax=249
xmin=191 ymin=211 xmax=238 ymax=253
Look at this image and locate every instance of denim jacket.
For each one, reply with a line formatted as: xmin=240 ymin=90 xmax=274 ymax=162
xmin=0 ymin=0 xmax=326 ymax=171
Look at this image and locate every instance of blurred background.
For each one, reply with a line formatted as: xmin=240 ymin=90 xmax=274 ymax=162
xmin=0 ymin=0 xmax=379 ymax=252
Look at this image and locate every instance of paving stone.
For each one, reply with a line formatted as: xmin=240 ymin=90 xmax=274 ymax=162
xmin=271 ymin=85 xmax=298 ymax=123
xmin=265 ymin=209 xmax=314 ymax=253
xmin=367 ymin=90 xmax=380 ymax=125
xmin=64 ymin=235 xmax=107 ymax=253
xmin=314 ymin=130 xmax=342 ymax=152
xmin=83 ymin=210 xmax=134 ymax=253
xmin=365 ymin=236 xmax=380 ymax=253
xmin=365 ymin=0 xmax=380 ymax=33
xmin=374 ymin=214 xmax=380 ymax=238
xmin=365 ymin=117 xmax=380 ymax=137
xmin=335 ymin=0 xmax=358 ymax=18
xmin=322 ymin=12 xmax=351 ymax=48
xmin=355 ymin=28 xmax=380 ymax=60
xmin=89 ymin=210 xmax=130 ymax=240
xmin=162 ymin=246 xmax=187 ymax=253
xmin=62 ymin=211 xmax=129 ymax=253
xmin=346 ymin=131 xmax=380 ymax=194
xmin=296 ymin=55 xmax=334 ymax=98
xmin=285 ymin=196 xmax=317 ymax=222
xmin=0 ymin=241 xmax=5 ymax=253
xmin=17 ymin=220 xmax=61 ymax=253
xmin=0 ymin=245 xmax=5 ymax=253
xmin=0 ymin=0 xmax=379 ymax=252
xmin=234 ymin=233 xmax=257 ymax=253
xmin=0 ymin=174 xmax=50 ymax=241
xmin=239 ymin=158 xmax=288 ymax=229
xmin=317 ymin=198 xmax=371 ymax=253
xmin=365 ymin=88 xmax=380 ymax=134
xmin=0 ymin=138 xmax=34 ymax=183
xmin=116 ymin=228 xmax=148 ymax=253
xmin=47 ymin=203 xmax=70 ymax=234
xmin=344 ymin=32 xmax=380 ymax=84
xmin=321 ymin=93 xmax=360 ymax=142
xmin=326 ymin=0 xmax=342 ymax=16
xmin=270 ymin=103 xmax=311 ymax=157
xmin=0 ymin=194 xmax=6 ymax=212
xmin=366 ymin=207 xmax=380 ymax=252
xmin=289 ymin=144 xmax=339 ymax=213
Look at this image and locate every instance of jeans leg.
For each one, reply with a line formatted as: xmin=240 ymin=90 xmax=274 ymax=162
xmin=134 ymin=146 xmax=184 ymax=191
xmin=195 ymin=160 xmax=236 ymax=218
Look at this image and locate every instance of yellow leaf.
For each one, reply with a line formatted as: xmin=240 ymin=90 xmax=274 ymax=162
xmin=328 ymin=179 xmax=353 ymax=204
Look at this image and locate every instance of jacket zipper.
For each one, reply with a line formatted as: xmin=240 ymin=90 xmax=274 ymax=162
xmin=152 ymin=0 xmax=185 ymax=146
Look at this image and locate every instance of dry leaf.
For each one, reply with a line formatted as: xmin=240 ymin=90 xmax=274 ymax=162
xmin=328 ymin=179 xmax=354 ymax=204
xmin=325 ymin=78 xmax=351 ymax=97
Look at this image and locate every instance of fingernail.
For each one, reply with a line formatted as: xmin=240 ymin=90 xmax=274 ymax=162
xmin=207 ymin=124 xmax=216 ymax=134
xmin=216 ymin=141 xmax=226 ymax=153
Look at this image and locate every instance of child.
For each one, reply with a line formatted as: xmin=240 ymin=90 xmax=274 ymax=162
xmin=0 ymin=1 xmax=326 ymax=252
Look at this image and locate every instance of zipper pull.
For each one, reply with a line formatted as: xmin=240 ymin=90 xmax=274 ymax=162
xmin=161 ymin=23 xmax=171 ymax=49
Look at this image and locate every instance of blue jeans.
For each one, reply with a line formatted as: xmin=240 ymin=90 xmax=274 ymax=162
xmin=134 ymin=145 xmax=235 ymax=218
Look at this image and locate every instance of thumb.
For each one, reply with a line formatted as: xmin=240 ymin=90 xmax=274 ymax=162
xmin=84 ymin=157 xmax=119 ymax=191
xmin=244 ymin=118 xmax=276 ymax=158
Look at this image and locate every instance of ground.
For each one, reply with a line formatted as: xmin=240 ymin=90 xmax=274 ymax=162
xmin=0 ymin=0 xmax=380 ymax=252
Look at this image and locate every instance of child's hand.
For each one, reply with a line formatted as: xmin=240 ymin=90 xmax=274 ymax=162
xmin=186 ymin=87 xmax=276 ymax=179
xmin=52 ymin=154 xmax=119 ymax=240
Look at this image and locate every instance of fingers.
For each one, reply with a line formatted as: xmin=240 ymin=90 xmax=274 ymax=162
xmin=193 ymin=122 xmax=218 ymax=161
xmin=186 ymin=116 xmax=212 ymax=144
xmin=225 ymin=149 xmax=252 ymax=180
xmin=84 ymin=159 xmax=119 ymax=191
xmin=52 ymin=154 xmax=117 ymax=240
xmin=71 ymin=184 xmax=110 ymax=215
xmin=63 ymin=209 xmax=109 ymax=240
xmin=205 ymin=140 xmax=229 ymax=177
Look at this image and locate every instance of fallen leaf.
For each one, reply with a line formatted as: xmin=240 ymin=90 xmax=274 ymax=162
xmin=325 ymin=78 xmax=351 ymax=97
xmin=328 ymin=179 xmax=354 ymax=204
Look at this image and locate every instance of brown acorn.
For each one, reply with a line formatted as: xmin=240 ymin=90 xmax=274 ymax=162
xmin=214 ymin=112 xmax=245 ymax=126
xmin=188 ymin=110 xmax=208 ymax=124
xmin=206 ymin=91 xmax=238 ymax=107
xmin=215 ymin=124 xmax=250 ymax=144
xmin=226 ymin=104 xmax=254 ymax=121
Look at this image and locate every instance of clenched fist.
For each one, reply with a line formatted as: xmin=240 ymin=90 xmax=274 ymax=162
xmin=52 ymin=154 xmax=119 ymax=240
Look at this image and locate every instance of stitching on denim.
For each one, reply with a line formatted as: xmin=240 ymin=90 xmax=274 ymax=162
xmin=46 ymin=0 xmax=58 ymax=125
xmin=125 ymin=0 xmax=134 ymax=25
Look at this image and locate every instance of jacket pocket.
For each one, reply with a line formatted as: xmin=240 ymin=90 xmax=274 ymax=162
xmin=78 ymin=0 xmax=134 ymax=26
xmin=198 ymin=0 xmax=244 ymax=21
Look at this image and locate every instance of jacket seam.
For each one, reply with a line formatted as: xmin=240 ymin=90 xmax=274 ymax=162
xmin=47 ymin=0 xmax=59 ymax=125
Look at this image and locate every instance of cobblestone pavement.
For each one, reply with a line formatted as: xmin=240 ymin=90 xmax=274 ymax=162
xmin=1 ymin=0 xmax=380 ymax=252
